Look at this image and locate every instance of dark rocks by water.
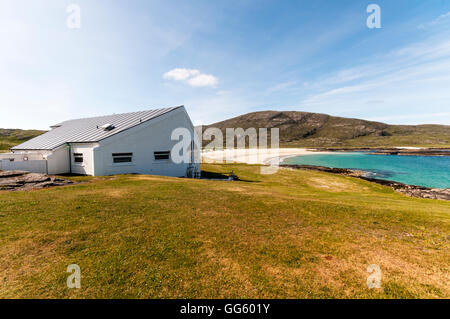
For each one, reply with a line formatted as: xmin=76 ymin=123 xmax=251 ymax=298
xmin=0 ymin=170 xmax=74 ymax=191
xmin=281 ymin=164 xmax=450 ymax=201
xmin=370 ymin=150 xmax=450 ymax=156
xmin=281 ymin=165 xmax=366 ymax=177
xmin=359 ymin=177 xmax=450 ymax=201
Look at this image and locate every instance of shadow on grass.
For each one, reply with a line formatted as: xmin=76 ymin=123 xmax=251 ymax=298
xmin=57 ymin=173 xmax=87 ymax=177
xmin=58 ymin=171 xmax=257 ymax=183
xmin=200 ymin=170 xmax=256 ymax=183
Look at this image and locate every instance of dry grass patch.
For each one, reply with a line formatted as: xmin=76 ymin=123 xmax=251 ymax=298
xmin=307 ymin=176 xmax=370 ymax=193
xmin=0 ymin=163 xmax=448 ymax=298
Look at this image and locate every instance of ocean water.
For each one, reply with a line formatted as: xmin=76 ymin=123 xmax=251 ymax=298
xmin=282 ymin=152 xmax=450 ymax=189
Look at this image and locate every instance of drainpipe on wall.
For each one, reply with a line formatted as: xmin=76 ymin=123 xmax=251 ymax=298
xmin=68 ymin=144 xmax=72 ymax=174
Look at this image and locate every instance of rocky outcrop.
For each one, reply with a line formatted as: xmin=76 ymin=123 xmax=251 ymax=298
xmin=281 ymin=164 xmax=366 ymax=177
xmin=359 ymin=177 xmax=450 ymax=201
xmin=0 ymin=170 xmax=74 ymax=191
xmin=0 ymin=170 xmax=27 ymax=178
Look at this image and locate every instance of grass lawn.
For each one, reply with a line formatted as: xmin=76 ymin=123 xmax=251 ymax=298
xmin=0 ymin=128 xmax=46 ymax=152
xmin=0 ymin=163 xmax=449 ymax=298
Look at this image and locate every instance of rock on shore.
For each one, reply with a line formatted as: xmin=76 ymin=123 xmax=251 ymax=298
xmin=360 ymin=177 xmax=450 ymax=201
xmin=0 ymin=170 xmax=74 ymax=191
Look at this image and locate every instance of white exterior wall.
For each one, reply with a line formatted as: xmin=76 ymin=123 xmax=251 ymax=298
xmin=92 ymin=107 xmax=200 ymax=177
xmin=45 ymin=145 xmax=70 ymax=175
xmin=69 ymin=143 xmax=98 ymax=175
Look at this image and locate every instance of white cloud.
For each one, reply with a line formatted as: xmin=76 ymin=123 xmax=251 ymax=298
xmin=187 ymin=74 xmax=218 ymax=87
xmin=163 ymin=68 xmax=200 ymax=81
xmin=163 ymin=68 xmax=218 ymax=87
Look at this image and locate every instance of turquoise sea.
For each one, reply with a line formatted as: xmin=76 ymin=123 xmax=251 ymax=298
xmin=282 ymin=152 xmax=450 ymax=189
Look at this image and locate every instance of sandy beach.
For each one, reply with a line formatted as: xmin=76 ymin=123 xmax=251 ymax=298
xmin=202 ymin=148 xmax=330 ymax=165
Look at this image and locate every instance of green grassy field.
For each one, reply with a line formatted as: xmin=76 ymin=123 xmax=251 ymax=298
xmin=0 ymin=129 xmax=46 ymax=152
xmin=0 ymin=163 xmax=449 ymax=298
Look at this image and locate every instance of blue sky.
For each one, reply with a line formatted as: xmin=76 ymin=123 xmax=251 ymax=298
xmin=1 ymin=0 xmax=450 ymax=129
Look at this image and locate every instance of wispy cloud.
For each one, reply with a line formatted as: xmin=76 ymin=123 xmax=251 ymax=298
xmin=163 ymin=68 xmax=218 ymax=87
xmin=299 ymin=34 xmax=450 ymax=124
xmin=2 ymin=2 xmax=450 ymax=128
xmin=418 ymin=11 xmax=450 ymax=29
xmin=266 ymin=81 xmax=297 ymax=94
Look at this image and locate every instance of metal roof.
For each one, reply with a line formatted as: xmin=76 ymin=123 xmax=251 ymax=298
xmin=12 ymin=106 xmax=183 ymax=150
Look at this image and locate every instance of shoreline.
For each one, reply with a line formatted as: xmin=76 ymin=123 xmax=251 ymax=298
xmin=313 ymin=147 xmax=450 ymax=157
xmin=202 ymin=148 xmax=332 ymax=165
xmin=202 ymin=148 xmax=449 ymax=201
xmin=202 ymin=147 xmax=450 ymax=165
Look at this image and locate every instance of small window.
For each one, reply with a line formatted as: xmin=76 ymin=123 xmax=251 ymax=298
xmin=74 ymin=153 xmax=83 ymax=163
xmin=112 ymin=153 xmax=133 ymax=163
xmin=154 ymin=151 xmax=170 ymax=160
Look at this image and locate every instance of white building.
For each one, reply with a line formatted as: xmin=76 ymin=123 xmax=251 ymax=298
xmin=0 ymin=106 xmax=201 ymax=177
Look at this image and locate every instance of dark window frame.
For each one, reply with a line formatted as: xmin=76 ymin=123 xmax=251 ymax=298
xmin=154 ymin=151 xmax=170 ymax=160
xmin=112 ymin=152 xmax=133 ymax=164
xmin=73 ymin=153 xmax=83 ymax=163
xmin=112 ymin=153 xmax=133 ymax=157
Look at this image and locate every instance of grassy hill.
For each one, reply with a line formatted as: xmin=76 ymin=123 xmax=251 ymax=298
xmin=0 ymin=163 xmax=448 ymax=298
xmin=0 ymin=129 xmax=46 ymax=152
xmin=204 ymin=111 xmax=450 ymax=148
xmin=2 ymin=111 xmax=449 ymax=152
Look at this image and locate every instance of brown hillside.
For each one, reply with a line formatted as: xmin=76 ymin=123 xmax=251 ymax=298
xmin=203 ymin=111 xmax=450 ymax=148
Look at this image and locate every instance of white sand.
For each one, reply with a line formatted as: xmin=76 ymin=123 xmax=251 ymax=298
xmin=202 ymin=146 xmax=433 ymax=166
xmin=202 ymin=148 xmax=331 ymax=165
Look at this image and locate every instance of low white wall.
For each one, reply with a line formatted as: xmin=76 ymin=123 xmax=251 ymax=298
xmin=0 ymin=152 xmax=48 ymax=173
xmin=0 ymin=152 xmax=45 ymax=161
xmin=0 ymin=159 xmax=47 ymax=173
